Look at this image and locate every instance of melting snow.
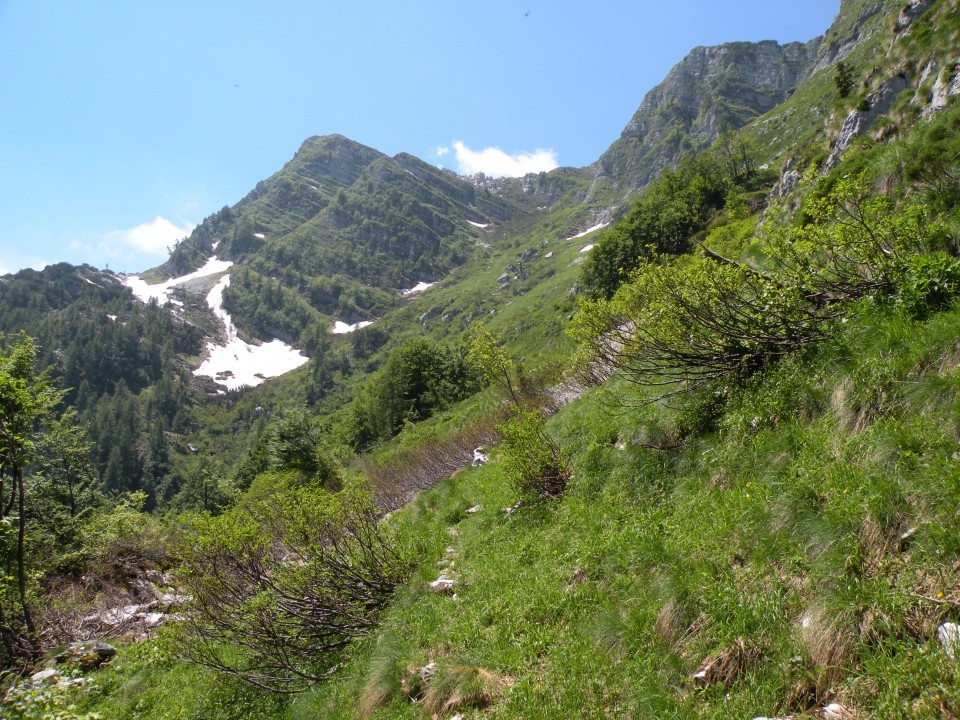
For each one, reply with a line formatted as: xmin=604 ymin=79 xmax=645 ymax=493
xmin=123 ymin=256 xmax=234 ymax=305
xmin=331 ymin=320 xmax=374 ymax=334
xmin=566 ymin=222 xmax=609 ymax=241
xmin=400 ymin=281 xmax=436 ymax=296
xmin=193 ymin=275 xmax=309 ymax=391
xmin=579 ymin=244 xmax=595 ymax=253
xmin=468 ymin=221 xmax=489 ymax=229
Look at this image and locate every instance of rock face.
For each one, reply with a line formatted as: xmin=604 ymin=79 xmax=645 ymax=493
xmin=56 ymin=640 xmax=118 ymax=670
xmin=594 ymin=39 xmax=821 ymax=192
xmin=825 ymin=75 xmax=909 ymax=170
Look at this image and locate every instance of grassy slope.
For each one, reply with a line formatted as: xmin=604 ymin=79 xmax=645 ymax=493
xmin=73 ymin=302 xmax=960 ymax=719
xmin=293 ymin=305 xmax=960 ymax=719
xmin=33 ymin=2 xmax=960 ymax=718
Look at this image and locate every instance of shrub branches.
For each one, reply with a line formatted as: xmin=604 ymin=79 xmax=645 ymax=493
xmin=173 ymin=480 xmax=410 ymax=692
xmin=469 ymin=324 xmax=569 ymax=498
xmin=571 ymin=259 xmax=835 ymax=392
xmin=571 ymin=173 xmax=954 ymax=399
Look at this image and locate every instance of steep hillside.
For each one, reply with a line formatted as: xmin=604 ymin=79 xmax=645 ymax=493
xmin=8 ymin=1 xmax=960 ymax=717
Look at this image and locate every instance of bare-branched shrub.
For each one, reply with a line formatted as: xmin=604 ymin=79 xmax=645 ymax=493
xmin=173 ymin=480 xmax=410 ymax=692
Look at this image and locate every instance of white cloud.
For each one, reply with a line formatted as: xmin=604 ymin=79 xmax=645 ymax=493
xmin=451 ymin=140 xmax=558 ymax=178
xmin=109 ymin=216 xmax=194 ymax=254
xmin=0 ymin=255 xmax=50 ymax=275
xmin=435 ymin=145 xmax=450 ymax=157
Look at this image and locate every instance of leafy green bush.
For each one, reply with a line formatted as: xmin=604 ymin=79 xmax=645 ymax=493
xmin=834 ymin=61 xmax=855 ymax=98
xmin=891 ymin=251 xmax=960 ymax=318
xmin=2 ymin=672 xmax=100 ymax=720
xmin=351 ymin=337 xmax=480 ymax=446
xmin=78 ymin=491 xmax=169 ymax=577
xmin=581 ymin=155 xmax=732 ymax=300
xmin=572 ymin=173 xmax=954 ymax=400
xmin=571 ymin=255 xmax=833 ymax=393
xmin=497 ymin=409 xmax=569 ymax=498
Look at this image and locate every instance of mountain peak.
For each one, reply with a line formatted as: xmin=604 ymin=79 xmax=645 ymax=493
xmin=594 ymin=38 xmax=820 ymax=193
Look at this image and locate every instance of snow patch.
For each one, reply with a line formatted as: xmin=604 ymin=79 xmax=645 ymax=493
xmin=254 ymin=233 xmax=266 ymax=239
xmin=401 ymin=281 xmax=436 ymax=296
xmin=566 ymin=222 xmax=609 ymax=241
xmin=192 ymin=274 xmax=309 ymax=391
xmin=468 ymin=221 xmax=489 ymax=229
xmin=123 ymin=256 xmax=234 ymax=305
xmin=579 ymin=244 xmax=595 ymax=253
xmin=331 ymin=320 xmax=374 ymax=335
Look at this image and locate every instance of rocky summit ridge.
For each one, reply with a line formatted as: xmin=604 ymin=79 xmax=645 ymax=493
xmin=593 ymin=38 xmax=822 ymax=193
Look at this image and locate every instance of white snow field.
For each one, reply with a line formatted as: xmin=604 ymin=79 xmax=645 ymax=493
xmin=193 ymin=275 xmax=309 ymax=391
xmin=566 ymin=222 xmax=609 ymax=241
xmin=331 ymin=320 xmax=374 ymax=334
xmin=124 ymin=256 xmax=309 ymax=390
xmin=400 ymin=281 xmax=436 ymax=296
xmin=123 ymin=256 xmax=234 ymax=305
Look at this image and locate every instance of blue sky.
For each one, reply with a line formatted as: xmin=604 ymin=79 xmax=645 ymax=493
xmin=0 ymin=1 xmax=839 ymax=275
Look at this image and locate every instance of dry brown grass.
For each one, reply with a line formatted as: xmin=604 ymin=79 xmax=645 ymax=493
xmin=361 ymin=417 xmax=502 ymax=513
xmin=653 ymin=598 xmax=685 ymax=646
xmin=690 ymin=637 xmax=762 ymax=686
xmin=800 ymin=606 xmax=854 ymax=684
xmin=421 ymin=664 xmax=508 ymax=716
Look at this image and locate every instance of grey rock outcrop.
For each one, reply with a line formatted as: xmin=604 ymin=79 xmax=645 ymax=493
xmin=56 ymin=640 xmax=118 ymax=670
xmin=811 ymin=0 xmax=888 ymax=72
xmin=926 ymin=63 xmax=960 ymax=117
xmin=825 ymin=75 xmax=909 ymax=170
xmin=594 ymin=39 xmax=820 ymax=193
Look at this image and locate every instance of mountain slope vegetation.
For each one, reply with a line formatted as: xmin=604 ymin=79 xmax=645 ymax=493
xmin=5 ymin=0 xmax=960 ymax=717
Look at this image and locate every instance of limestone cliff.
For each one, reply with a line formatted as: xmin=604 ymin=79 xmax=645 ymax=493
xmin=593 ymin=39 xmax=821 ymax=193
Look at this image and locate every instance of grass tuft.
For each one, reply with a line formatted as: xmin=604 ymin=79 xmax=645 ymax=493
xmin=421 ymin=664 xmax=508 ymax=716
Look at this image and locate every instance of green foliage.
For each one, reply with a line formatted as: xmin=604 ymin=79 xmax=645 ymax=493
xmin=770 ymin=172 xmax=949 ymax=302
xmin=350 ymin=337 xmax=480 ymax=446
xmin=573 ymin=172 xmax=956 ymax=399
xmin=165 ymin=461 xmax=239 ymax=515
xmin=833 ymin=61 xmax=855 ymax=98
xmin=0 ymin=333 xmax=67 ymax=666
xmin=468 ymin=322 xmax=519 ymax=404
xmin=891 ymin=251 xmax=960 ymax=317
xmin=497 ymin=408 xmax=569 ymax=498
xmin=571 ymin=254 xmax=833 ymax=393
xmin=173 ymin=479 xmax=410 ymax=692
xmin=2 ymin=672 xmax=101 ymax=720
xmin=899 ymin=99 xmax=960 ymax=212
xmin=77 ymin=491 xmax=168 ymax=577
xmin=221 ymin=267 xmax=326 ymax=353
xmin=263 ymin=408 xmax=340 ymax=483
xmin=581 ymin=154 xmax=734 ymax=299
